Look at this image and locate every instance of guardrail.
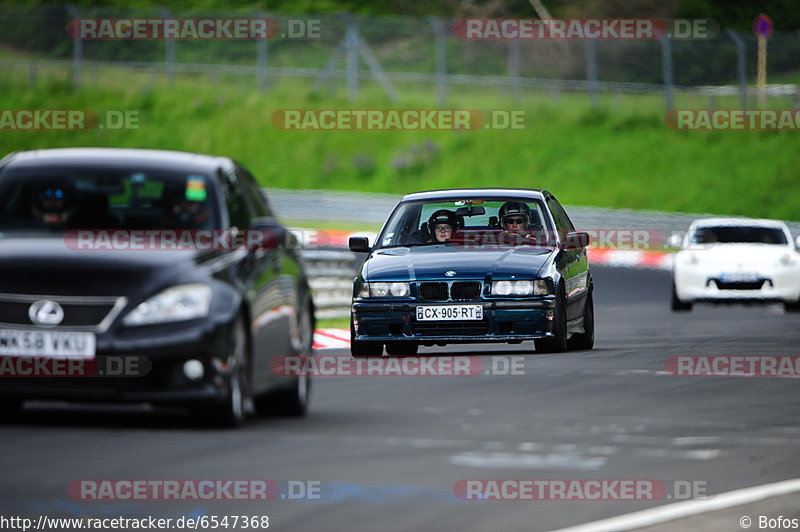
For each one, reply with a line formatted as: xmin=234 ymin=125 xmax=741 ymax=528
xmin=299 ymin=249 xmax=358 ymax=320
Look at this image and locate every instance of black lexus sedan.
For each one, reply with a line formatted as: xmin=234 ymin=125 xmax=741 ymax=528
xmin=0 ymin=148 xmax=314 ymax=426
xmin=349 ymin=188 xmax=593 ymax=356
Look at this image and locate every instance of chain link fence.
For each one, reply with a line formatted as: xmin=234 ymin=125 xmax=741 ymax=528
xmin=2 ymin=5 xmax=799 ymax=109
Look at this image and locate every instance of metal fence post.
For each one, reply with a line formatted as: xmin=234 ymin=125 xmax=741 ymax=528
xmin=66 ymin=4 xmax=82 ymax=90
xmin=344 ymin=14 xmax=359 ymax=100
xmin=659 ymin=36 xmax=674 ymax=111
xmin=427 ymin=16 xmax=447 ymax=107
xmin=585 ymin=39 xmax=598 ymax=108
xmin=508 ymin=38 xmax=521 ymax=102
xmin=158 ymin=6 xmax=175 ymax=84
xmin=29 ymin=62 xmax=37 ymax=87
xmin=254 ymin=9 xmax=268 ymax=91
xmin=726 ymin=29 xmax=747 ymax=109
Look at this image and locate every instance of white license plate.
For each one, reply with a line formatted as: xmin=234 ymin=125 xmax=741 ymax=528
xmin=416 ymin=305 xmax=483 ymax=321
xmin=0 ymin=329 xmax=96 ymax=358
xmin=720 ymin=272 xmax=759 ymax=283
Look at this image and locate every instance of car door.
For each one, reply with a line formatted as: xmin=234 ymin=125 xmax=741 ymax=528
xmin=218 ymin=166 xmax=283 ymax=390
xmin=235 ymin=165 xmax=300 ymax=389
xmin=546 ymin=196 xmax=590 ymax=322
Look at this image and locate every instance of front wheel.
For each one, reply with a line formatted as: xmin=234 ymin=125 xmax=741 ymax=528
xmin=568 ymin=290 xmax=594 ymax=350
xmin=255 ymin=306 xmax=313 ymax=417
xmin=535 ymin=289 xmax=567 ymax=353
xmin=0 ymin=398 xmax=23 ymax=423
xmin=385 ymin=342 xmax=418 ymax=356
xmin=671 ymin=281 xmax=692 ymax=312
xmin=204 ymin=316 xmax=250 ymax=427
xmin=784 ymin=299 xmax=800 ymax=312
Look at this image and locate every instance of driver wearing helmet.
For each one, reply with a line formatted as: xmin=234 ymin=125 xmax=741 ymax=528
xmin=31 ymin=184 xmax=77 ymax=227
xmin=427 ymin=209 xmax=459 ymax=243
xmin=498 ymin=201 xmax=542 ymax=242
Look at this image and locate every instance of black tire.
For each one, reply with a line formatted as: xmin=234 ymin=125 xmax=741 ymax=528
xmin=255 ymin=307 xmax=313 ymax=417
xmin=385 ymin=342 xmax=419 ymax=356
xmin=535 ymin=288 xmax=568 ymax=353
xmin=784 ymin=301 xmax=800 ymax=312
xmin=350 ymin=317 xmax=383 ymax=358
xmin=671 ymin=281 xmax=692 ymax=312
xmin=568 ymin=290 xmax=594 ymax=351
xmin=204 ymin=316 xmax=250 ymax=427
xmin=0 ymin=397 xmax=23 ymax=423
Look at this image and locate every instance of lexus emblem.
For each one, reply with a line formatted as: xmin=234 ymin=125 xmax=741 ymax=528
xmin=29 ymin=300 xmax=64 ymax=326
xmin=445 ymin=270 xmax=457 ymax=277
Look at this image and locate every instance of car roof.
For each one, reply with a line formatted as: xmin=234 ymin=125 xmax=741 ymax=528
xmin=689 ymin=217 xmax=790 ymax=230
xmin=401 ymin=188 xmax=549 ymax=202
xmin=0 ymin=147 xmax=232 ymax=174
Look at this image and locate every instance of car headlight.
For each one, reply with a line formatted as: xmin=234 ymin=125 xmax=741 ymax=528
xmin=123 ymin=284 xmax=212 ymax=326
xmin=779 ymin=253 xmax=797 ymax=266
xmin=492 ymin=279 xmax=549 ymax=296
xmin=358 ymin=282 xmax=410 ymax=298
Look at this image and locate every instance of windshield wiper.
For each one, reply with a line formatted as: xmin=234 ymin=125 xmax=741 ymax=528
xmin=379 ymin=242 xmax=442 ymax=249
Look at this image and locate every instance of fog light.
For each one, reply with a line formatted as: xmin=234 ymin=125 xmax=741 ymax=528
xmin=183 ymin=359 xmax=204 ymax=380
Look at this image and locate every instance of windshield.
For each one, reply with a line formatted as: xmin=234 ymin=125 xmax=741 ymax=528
xmin=0 ymin=167 xmax=220 ymax=234
xmin=376 ymin=198 xmax=555 ymax=249
xmin=690 ymin=225 xmax=788 ymax=245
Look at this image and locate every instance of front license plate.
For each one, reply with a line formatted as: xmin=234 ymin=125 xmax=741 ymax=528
xmin=0 ymin=329 xmax=96 ymax=358
xmin=416 ymin=305 xmax=483 ymax=321
xmin=720 ymin=272 xmax=759 ymax=283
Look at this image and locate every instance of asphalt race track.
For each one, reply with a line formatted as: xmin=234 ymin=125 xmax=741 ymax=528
xmin=2 ymin=265 xmax=799 ymax=531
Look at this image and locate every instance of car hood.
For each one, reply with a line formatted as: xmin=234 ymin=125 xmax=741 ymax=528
xmin=364 ymin=246 xmax=555 ymax=281
xmin=0 ymin=237 xmax=225 ymax=297
xmin=679 ymin=243 xmax=797 ymax=269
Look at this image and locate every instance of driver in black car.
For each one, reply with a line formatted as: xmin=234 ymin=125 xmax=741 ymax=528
xmin=31 ymin=183 xmax=78 ymax=228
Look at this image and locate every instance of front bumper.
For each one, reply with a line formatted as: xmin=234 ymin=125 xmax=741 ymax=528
xmin=352 ymin=298 xmax=556 ymax=344
xmin=0 ymin=317 xmax=238 ymax=406
xmin=674 ymin=267 xmax=800 ymax=304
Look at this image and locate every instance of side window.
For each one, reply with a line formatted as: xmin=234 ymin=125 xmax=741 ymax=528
xmin=219 ymin=168 xmax=248 ymax=229
xmin=236 ymin=164 xmax=277 ymax=219
xmin=547 ymin=198 xmax=575 ymax=233
xmin=546 ymin=198 xmax=567 ymax=233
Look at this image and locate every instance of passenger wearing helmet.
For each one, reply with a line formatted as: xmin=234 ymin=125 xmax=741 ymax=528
xmin=427 ymin=209 xmax=458 ymax=243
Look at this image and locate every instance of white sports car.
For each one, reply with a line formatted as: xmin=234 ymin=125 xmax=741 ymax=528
xmin=671 ymin=218 xmax=800 ymax=312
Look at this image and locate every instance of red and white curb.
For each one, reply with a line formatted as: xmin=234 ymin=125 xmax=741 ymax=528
xmin=313 ymin=328 xmax=352 ymax=350
xmin=587 ymin=249 xmax=674 ymax=270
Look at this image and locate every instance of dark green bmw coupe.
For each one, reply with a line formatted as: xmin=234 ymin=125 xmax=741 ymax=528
xmin=349 ymin=188 xmax=593 ymax=357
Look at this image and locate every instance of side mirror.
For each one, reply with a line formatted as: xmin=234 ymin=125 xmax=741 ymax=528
xmin=562 ymin=231 xmax=590 ymax=250
xmin=668 ymin=234 xmax=684 ymax=248
xmin=349 ymin=236 xmax=370 ymax=253
xmin=248 ymin=218 xmax=292 ymax=250
xmin=795 ymin=235 xmax=800 ymax=250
